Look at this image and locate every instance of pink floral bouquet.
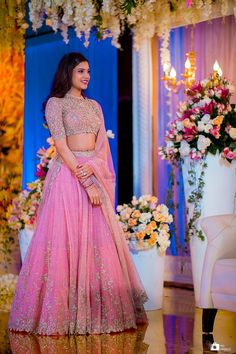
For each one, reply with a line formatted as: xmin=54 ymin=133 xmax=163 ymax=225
xmin=117 ymin=195 xmax=173 ymax=253
xmin=35 ymin=137 xmax=57 ymax=179
xmin=8 ymin=138 xmax=57 ymax=231
xmin=8 ymin=179 xmax=43 ymax=231
xmin=159 ymin=76 xmax=236 ymax=163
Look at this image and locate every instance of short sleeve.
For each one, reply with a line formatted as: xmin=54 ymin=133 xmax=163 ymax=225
xmin=45 ymin=97 xmax=66 ymax=140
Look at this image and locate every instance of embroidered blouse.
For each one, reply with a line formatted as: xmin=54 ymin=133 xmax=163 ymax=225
xmin=45 ymin=94 xmax=101 ymax=141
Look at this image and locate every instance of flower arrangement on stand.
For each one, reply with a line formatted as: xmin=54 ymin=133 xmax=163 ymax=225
xmin=159 ymin=75 xmax=236 ymax=240
xmin=117 ymin=195 xmax=173 ymax=253
xmin=8 ymin=138 xmax=57 ymax=232
xmin=117 ymin=195 xmax=173 ymax=310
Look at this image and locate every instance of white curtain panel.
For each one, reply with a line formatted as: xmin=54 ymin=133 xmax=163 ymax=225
xmin=132 ymin=39 xmax=153 ymax=197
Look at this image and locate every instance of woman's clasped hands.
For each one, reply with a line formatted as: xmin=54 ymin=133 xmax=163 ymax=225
xmin=73 ymin=163 xmax=102 ymax=206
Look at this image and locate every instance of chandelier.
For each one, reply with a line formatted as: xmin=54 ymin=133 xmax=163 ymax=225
xmin=161 ymin=51 xmax=196 ymax=93
xmin=161 ymin=51 xmax=223 ymax=93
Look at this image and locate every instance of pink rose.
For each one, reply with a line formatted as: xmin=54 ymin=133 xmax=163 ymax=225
xmin=190 ymin=150 xmax=202 ymax=160
xmin=187 ymin=83 xmax=203 ymax=96
xmin=209 ymin=125 xmax=221 ymax=139
xmin=220 ymin=88 xmax=229 ymax=100
xmin=200 ymin=102 xmax=214 ymax=115
xmin=221 ymin=147 xmax=235 ymax=160
xmin=183 ymin=125 xmax=197 ymax=142
xmin=36 ymin=165 xmax=47 ymax=178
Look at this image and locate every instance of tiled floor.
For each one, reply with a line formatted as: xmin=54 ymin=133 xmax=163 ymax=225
xmin=0 ymin=287 xmax=235 ymax=353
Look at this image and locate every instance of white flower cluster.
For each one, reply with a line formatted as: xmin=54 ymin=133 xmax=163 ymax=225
xmin=27 ymin=1 xmax=235 ymax=52
xmin=117 ymin=194 xmax=173 ymax=252
xmin=106 ymin=129 xmax=115 ymax=139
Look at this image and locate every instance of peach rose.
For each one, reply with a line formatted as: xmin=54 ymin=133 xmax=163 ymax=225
xmin=148 ymin=238 xmax=156 ymax=246
xmin=182 ymin=118 xmax=195 ymax=128
xmin=150 ymin=196 xmax=158 ymax=204
xmin=132 ymin=210 xmax=141 ymax=218
xmin=128 ymin=218 xmax=137 ymax=226
xmin=136 ymin=232 xmax=145 ymax=240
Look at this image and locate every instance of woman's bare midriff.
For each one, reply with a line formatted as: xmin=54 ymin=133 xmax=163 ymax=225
xmin=67 ymin=133 xmax=96 ymax=151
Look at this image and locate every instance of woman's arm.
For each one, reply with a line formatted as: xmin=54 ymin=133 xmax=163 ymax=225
xmin=45 ymin=97 xmax=80 ymax=171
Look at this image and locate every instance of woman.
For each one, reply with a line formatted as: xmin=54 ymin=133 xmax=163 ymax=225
xmin=9 ymin=52 xmax=148 ymax=336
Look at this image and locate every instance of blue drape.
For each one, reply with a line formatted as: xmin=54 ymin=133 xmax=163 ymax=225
xmin=157 ymin=28 xmax=186 ymax=255
xmin=23 ymin=30 xmax=117 ymax=194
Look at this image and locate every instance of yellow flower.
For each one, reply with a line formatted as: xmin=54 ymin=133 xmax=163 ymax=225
xmin=149 ymin=220 xmax=157 ymax=229
xmin=145 ymin=224 xmax=153 ymax=235
xmin=150 ymin=232 xmax=158 ymax=240
xmin=212 ymin=115 xmax=224 ymax=126
xmin=148 ymin=238 xmax=156 ymax=246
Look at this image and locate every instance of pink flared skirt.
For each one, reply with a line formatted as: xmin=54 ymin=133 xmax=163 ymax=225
xmin=9 ymin=151 xmax=148 ymax=335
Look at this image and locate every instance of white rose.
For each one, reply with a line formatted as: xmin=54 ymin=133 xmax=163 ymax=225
xmin=229 ymin=127 xmax=236 ymax=140
xmin=201 ymin=79 xmax=208 ymax=86
xmin=197 ymin=135 xmax=211 ymax=151
xmin=131 ymin=196 xmax=139 ymax=206
xmin=179 ymin=140 xmax=191 ymax=157
xmin=138 ymin=223 xmax=146 ymax=232
xmin=176 ymin=121 xmax=183 ymax=130
xmin=166 ymin=141 xmax=174 ymax=148
xmin=139 ymin=212 xmax=152 ymax=223
xmin=199 ymin=97 xmax=211 ymax=107
xmin=204 ymin=123 xmax=213 ymax=133
xmin=106 ymin=129 xmax=115 ymax=139
xmin=116 ymin=205 xmax=123 ymax=212
xmin=157 ymin=204 xmax=169 ymax=216
xmin=120 ymin=209 xmax=130 ymax=220
xmin=197 ymin=121 xmax=205 ymax=132
xmin=167 ymin=214 xmax=173 ymax=223
xmin=201 ymin=114 xmax=211 ymax=123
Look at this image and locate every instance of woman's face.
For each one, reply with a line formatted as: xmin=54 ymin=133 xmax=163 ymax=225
xmin=71 ymin=61 xmax=90 ymax=91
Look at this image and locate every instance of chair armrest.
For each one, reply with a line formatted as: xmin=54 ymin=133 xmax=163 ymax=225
xmin=199 ymin=214 xmax=236 ymax=308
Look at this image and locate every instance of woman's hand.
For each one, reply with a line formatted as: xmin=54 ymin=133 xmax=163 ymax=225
xmin=73 ymin=163 xmax=93 ymax=179
xmin=86 ymin=184 xmax=102 ymax=205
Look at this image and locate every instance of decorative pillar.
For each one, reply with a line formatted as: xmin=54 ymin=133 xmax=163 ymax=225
xmin=132 ymin=39 xmax=153 ymax=196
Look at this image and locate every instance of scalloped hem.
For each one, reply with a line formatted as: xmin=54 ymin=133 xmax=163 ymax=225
xmin=8 ymin=320 xmax=148 ymax=336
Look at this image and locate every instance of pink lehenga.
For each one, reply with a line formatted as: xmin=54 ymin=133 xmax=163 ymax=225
xmin=8 ymin=94 xmax=148 ymax=335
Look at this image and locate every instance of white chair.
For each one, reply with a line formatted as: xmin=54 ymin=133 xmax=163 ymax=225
xmin=199 ymin=214 xmax=236 ymax=334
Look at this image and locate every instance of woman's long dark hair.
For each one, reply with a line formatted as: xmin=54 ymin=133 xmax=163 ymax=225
xmin=48 ymin=52 xmax=88 ymax=100
xmin=43 ymin=52 xmax=88 ymax=114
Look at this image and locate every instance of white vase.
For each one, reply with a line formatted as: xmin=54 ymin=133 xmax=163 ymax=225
xmin=129 ymin=244 xmax=165 ymax=310
xmin=182 ymin=152 xmax=236 ymax=306
xmin=18 ymin=227 xmax=34 ymax=262
xmin=182 ymin=152 xmax=236 ymax=220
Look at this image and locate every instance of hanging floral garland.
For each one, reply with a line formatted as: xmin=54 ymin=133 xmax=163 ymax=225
xmin=26 ymin=0 xmax=236 ymax=69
